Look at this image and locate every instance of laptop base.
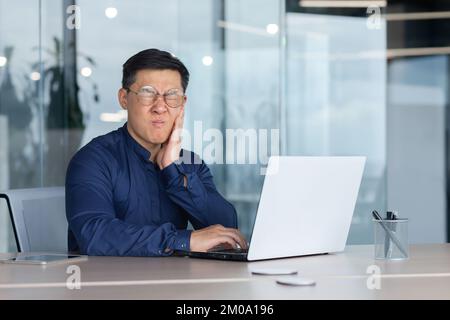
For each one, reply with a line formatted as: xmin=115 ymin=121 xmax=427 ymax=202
xmin=174 ymin=249 xmax=248 ymax=261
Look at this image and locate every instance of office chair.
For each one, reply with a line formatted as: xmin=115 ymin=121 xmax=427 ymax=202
xmin=0 ymin=187 xmax=67 ymax=252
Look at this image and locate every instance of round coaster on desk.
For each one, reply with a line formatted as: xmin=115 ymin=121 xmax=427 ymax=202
xmin=275 ymin=276 xmax=316 ymax=286
xmin=249 ymin=268 xmax=298 ymax=275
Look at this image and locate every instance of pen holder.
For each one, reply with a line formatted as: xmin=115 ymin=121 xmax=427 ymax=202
xmin=373 ymin=218 xmax=409 ymax=260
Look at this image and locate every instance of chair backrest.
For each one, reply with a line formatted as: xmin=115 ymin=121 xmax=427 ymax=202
xmin=0 ymin=187 xmax=67 ymax=252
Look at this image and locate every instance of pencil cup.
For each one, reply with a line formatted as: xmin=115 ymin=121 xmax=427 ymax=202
xmin=373 ymin=218 xmax=409 ymax=260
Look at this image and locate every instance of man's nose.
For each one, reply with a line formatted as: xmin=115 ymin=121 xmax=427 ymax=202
xmin=151 ymin=95 xmax=167 ymax=114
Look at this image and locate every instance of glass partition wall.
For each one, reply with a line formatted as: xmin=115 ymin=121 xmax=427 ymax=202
xmin=2 ymin=0 xmax=417 ymax=252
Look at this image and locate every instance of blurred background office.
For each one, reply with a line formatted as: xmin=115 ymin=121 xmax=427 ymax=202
xmin=0 ymin=0 xmax=448 ymax=252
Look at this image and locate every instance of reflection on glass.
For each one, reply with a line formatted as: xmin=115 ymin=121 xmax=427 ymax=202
xmin=0 ymin=1 xmax=40 ymax=190
xmin=387 ymin=55 xmax=447 ymax=243
xmin=286 ymin=13 xmax=387 ymax=244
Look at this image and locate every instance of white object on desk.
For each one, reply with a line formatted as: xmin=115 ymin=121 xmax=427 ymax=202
xmin=0 ymin=254 xmax=88 ymax=265
xmin=250 ymin=267 xmax=298 ymax=275
xmin=276 ymin=276 xmax=316 ymax=286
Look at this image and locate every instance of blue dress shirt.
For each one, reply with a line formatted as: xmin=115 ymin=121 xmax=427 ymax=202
xmin=65 ymin=123 xmax=238 ymax=256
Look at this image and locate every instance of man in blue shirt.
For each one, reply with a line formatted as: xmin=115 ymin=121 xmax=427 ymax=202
xmin=65 ymin=49 xmax=247 ymax=256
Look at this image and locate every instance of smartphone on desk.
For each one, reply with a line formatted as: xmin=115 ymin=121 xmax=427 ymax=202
xmin=0 ymin=254 xmax=88 ymax=266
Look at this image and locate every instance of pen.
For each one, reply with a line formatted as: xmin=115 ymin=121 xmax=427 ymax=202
xmin=387 ymin=211 xmax=398 ymax=257
xmin=392 ymin=211 xmax=398 ymax=220
xmin=373 ymin=210 xmax=408 ymax=258
xmin=391 ymin=211 xmax=398 ymax=256
xmin=384 ymin=211 xmax=393 ymax=258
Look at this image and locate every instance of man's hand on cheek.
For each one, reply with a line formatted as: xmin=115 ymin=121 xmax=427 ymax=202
xmin=156 ymin=107 xmax=184 ymax=170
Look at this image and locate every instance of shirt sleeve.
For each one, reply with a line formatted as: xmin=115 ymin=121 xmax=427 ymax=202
xmin=65 ymin=147 xmax=191 ymax=256
xmin=160 ymin=153 xmax=238 ymax=230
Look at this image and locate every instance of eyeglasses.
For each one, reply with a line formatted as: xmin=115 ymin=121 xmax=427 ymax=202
xmin=126 ymin=85 xmax=185 ymax=108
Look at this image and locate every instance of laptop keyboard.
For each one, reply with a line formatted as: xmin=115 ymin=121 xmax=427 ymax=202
xmin=208 ymin=248 xmax=249 ymax=254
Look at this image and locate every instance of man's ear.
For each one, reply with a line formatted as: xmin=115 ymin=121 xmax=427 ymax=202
xmin=118 ymin=88 xmax=128 ymax=110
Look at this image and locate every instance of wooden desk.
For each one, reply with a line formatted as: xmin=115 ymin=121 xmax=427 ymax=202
xmin=1 ymin=244 xmax=449 ymax=299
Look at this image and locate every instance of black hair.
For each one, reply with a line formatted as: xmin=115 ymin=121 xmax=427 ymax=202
xmin=122 ymin=48 xmax=190 ymax=92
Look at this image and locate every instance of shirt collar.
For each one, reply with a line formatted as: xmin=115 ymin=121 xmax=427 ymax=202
xmin=121 ymin=122 xmax=153 ymax=163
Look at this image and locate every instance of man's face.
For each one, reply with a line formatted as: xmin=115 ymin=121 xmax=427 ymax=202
xmin=118 ymin=69 xmax=186 ymax=147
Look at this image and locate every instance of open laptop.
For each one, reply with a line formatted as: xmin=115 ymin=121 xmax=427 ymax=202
xmin=176 ymin=156 xmax=366 ymax=261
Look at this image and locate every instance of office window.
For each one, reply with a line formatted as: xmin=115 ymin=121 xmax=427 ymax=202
xmin=0 ymin=0 xmax=448 ymax=252
xmin=285 ymin=6 xmax=387 ymax=244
